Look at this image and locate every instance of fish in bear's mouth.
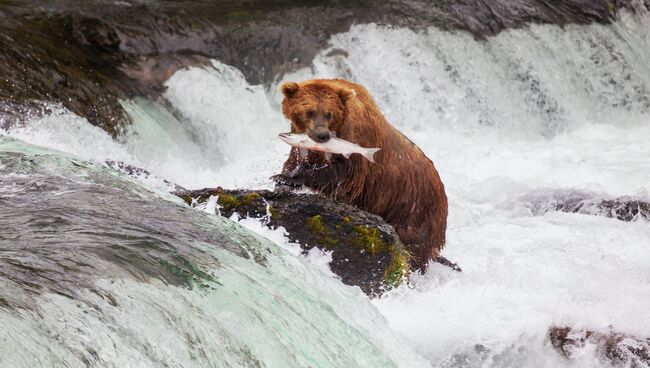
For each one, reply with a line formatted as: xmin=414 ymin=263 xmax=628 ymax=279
xmin=278 ymin=132 xmax=380 ymax=163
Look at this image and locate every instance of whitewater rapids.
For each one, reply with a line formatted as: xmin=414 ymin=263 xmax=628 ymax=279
xmin=3 ymin=10 xmax=650 ymax=367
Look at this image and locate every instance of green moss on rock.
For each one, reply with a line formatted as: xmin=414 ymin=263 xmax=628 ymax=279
xmin=305 ymin=215 xmax=338 ymax=247
xmin=384 ymin=249 xmax=411 ymax=287
xmin=217 ymin=191 xmax=262 ymax=211
xmin=352 ymin=225 xmax=411 ymax=287
xmin=244 ymin=192 xmax=261 ymax=202
xmin=305 ymin=215 xmax=326 ymax=234
xmin=352 ymin=225 xmax=390 ymax=255
xmin=267 ymin=205 xmax=278 ymax=221
xmin=217 ymin=193 xmax=241 ymax=210
xmin=322 ymin=237 xmax=339 ymax=247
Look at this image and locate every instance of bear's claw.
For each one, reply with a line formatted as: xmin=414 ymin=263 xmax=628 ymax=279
xmin=271 ymin=174 xmax=305 ymax=188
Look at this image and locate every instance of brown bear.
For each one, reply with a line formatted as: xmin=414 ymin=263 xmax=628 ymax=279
xmin=274 ymin=78 xmax=448 ymax=271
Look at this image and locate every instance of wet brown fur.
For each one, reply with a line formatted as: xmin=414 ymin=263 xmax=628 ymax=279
xmin=278 ymin=79 xmax=448 ymax=271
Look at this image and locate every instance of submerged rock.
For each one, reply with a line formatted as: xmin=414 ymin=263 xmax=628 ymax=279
xmin=549 ymin=326 xmax=650 ymax=367
xmin=524 ymin=190 xmax=650 ymax=222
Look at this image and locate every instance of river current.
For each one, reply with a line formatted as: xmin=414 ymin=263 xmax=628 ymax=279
xmin=2 ymin=9 xmax=650 ymax=368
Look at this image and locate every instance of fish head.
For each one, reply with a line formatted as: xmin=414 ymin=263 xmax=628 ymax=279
xmin=280 ymin=80 xmax=356 ymax=143
xmin=278 ymin=133 xmax=309 ymax=146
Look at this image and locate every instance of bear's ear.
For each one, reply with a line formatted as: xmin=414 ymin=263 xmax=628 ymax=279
xmin=338 ymin=88 xmax=356 ymax=102
xmin=280 ymin=82 xmax=299 ymax=98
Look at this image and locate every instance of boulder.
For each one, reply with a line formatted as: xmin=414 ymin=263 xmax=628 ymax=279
xmin=549 ymin=326 xmax=650 ymax=367
xmin=174 ymin=187 xmax=461 ymax=296
xmin=174 ymin=187 xmax=410 ymax=297
xmin=524 ymin=190 xmax=650 ymax=222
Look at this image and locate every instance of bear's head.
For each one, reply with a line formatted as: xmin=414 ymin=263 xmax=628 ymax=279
xmin=280 ymin=80 xmax=356 ymax=143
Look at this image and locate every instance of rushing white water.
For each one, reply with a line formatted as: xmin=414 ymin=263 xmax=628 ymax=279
xmin=3 ymin=10 xmax=650 ymax=367
xmin=0 ymin=138 xmax=428 ymax=368
xmin=119 ymin=61 xmax=287 ymax=189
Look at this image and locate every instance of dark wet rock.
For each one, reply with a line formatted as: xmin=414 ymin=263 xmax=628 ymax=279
xmin=524 ymin=190 xmax=650 ymax=222
xmin=118 ymin=54 xmax=212 ymax=95
xmin=99 ymin=161 xmax=460 ymax=296
xmin=1 ymin=0 xmax=648 ymax=134
xmin=173 ymin=186 xmax=461 ymax=296
xmin=174 ymin=187 xmax=414 ymax=296
xmin=0 ymin=7 xmax=217 ymax=135
xmin=549 ymin=326 xmax=650 ymax=367
xmin=0 ymin=100 xmax=54 ymax=130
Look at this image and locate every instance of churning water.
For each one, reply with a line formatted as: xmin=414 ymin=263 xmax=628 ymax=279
xmin=0 ymin=138 xmax=427 ymax=367
xmin=3 ymin=10 xmax=650 ymax=368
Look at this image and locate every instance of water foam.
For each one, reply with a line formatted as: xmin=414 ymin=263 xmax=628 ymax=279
xmin=0 ymin=139 xmax=429 ymax=368
xmin=283 ymin=15 xmax=650 ymax=367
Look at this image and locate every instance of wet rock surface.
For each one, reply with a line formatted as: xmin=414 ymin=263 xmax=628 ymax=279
xmin=0 ymin=100 xmax=53 ymax=130
xmin=549 ymin=326 xmax=650 ymax=367
xmin=524 ymin=190 xmax=650 ymax=222
xmin=98 ymin=160 xmax=461 ymax=296
xmin=174 ymin=187 xmax=417 ymax=296
xmin=1 ymin=0 xmax=647 ymax=134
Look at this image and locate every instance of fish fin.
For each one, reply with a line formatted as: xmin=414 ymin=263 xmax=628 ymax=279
xmin=363 ymin=148 xmax=381 ymax=163
xmin=325 ymin=152 xmax=332 ymax=162
xmin=299 ymin=148 xmax=309 ymax=159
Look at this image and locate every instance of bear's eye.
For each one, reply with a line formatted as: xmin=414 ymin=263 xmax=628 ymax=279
xmin=306 ymin=110 xmax=315 ymax=119
xmin=324 ymin=112 xmax=332 ymax=120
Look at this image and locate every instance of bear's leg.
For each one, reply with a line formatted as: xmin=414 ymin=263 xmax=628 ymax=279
xmin=272 ymin=162 xmax=346 ymax=191
xmin=272 ymin=147 xmax=349 ymax=192
xmin=431 ymin=255 xmax=462 ymax=272
xmin=271 ymin=173 xmax=305 ymax=188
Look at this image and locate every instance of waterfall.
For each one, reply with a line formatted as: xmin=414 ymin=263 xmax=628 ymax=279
xmin=2 ymin=8 xmax=650 ymax=368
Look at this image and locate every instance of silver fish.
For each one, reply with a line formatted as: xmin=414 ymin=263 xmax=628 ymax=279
xmin=278 ymin=133 xmax=381 ymax=163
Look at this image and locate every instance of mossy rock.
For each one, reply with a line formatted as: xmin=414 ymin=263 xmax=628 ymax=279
xmin=175 ymin=187 xmax=414 ymax=296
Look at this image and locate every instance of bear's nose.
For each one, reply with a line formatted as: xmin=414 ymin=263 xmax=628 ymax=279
xmin=316 ymin=133 xmax=330 ymax=143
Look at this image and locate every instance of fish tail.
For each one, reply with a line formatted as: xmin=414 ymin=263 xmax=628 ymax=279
xmin=364 ymin=148 xmax=381 ymax=163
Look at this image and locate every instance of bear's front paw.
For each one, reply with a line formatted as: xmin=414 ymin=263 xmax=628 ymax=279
xmin=271 ymin=174 xmax=305 ymax=188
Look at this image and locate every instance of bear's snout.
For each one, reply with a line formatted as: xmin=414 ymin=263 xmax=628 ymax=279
xmin=309 ymin=126 xmax=331 ymax=143
xmin=316 ymin=132 xmax=330 ymax=143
